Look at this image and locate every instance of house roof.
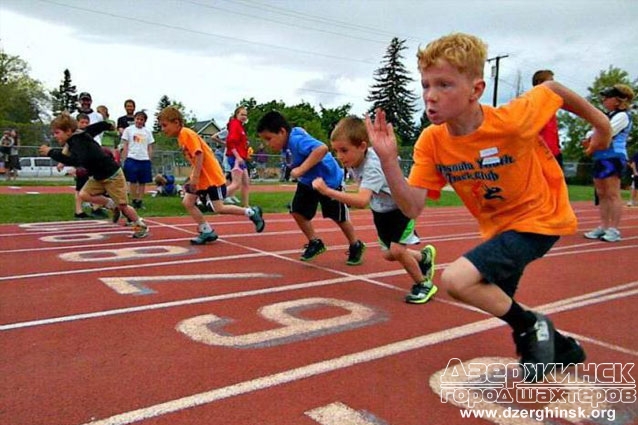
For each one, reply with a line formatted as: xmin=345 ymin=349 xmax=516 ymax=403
xmin=191 ymin=119 xmax=221 ymax=135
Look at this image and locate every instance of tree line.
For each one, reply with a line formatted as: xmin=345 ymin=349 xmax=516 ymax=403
xmin=1 ymin=39 xmax=636 ymax=161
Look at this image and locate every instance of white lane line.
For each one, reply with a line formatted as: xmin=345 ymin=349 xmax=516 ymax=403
xmin=77 ymin=285 xmax=638 ymax=425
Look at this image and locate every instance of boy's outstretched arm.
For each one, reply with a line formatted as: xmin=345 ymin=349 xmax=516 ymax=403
xmin=365 ymin=109 xmax=427 ymax=218
xmin=544 ymin=81 xmax=612 ymax=154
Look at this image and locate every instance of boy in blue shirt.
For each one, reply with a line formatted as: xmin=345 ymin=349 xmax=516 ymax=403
xmin=257 ymin=111 xmax=365 ymax=264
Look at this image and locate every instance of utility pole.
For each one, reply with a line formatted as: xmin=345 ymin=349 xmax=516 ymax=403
xmin=488 ymin=55 xmax=509 ymax=106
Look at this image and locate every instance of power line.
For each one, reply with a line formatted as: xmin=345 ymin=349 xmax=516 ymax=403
xmin=37 ymin=0 xmax=377 ymax=66
xmin=225 ymin=0 xmax=423 ymax=42
xmin=185 ymin=0 xmax=390 ymax=46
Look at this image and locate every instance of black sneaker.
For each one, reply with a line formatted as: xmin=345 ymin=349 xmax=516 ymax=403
xmin=513 ymin=313 xmax=556 ymax=382
xmin=112 ymin=207 xmax=121 ymax=224
xmin=74 ymin=212 xmax=90 ymax=219
xmin=418 ymin=244 xmax=437 ymax=281
xmin=250 ymin=206 xmax=265 ymax=233
xmin=554 ymin=335 xmax=586 ymax=368
xmin=190 ymin=230 xmax=218 ymax=245
xmin=301 ymin=239 xmax=326 ymax=261
xmin=346 ymin=240 xmax=366 ymax=265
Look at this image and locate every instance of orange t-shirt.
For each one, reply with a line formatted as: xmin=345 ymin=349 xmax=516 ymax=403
xmin=408 ymin=85 xmax=577 ymax=239
xmin=178 ymin=127 xmax=225 ymax=190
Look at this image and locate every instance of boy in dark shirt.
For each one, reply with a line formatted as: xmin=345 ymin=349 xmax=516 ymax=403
xmin=39 ymin=113 xmax=149 ymax=239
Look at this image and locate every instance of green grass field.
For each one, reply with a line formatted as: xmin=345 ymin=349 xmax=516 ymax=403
xmin=0 ymin=181 xmax=613 ymax=224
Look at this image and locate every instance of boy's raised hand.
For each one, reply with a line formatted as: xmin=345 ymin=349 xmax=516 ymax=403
xmin=365 ymin=108 xmax=398 ymax=162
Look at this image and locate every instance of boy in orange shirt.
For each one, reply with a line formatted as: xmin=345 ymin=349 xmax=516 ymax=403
xmin=158 ymin=107 xmax=265 ymax=244
xmin=367 ymin=33 xmax=611 ymax=382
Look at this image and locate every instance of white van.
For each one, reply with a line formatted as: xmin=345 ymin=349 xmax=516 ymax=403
xmin=17 ymin=157 xmax=74 ymax=178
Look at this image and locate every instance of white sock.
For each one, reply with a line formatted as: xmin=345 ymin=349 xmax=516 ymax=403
xmin=245 ymin=208 xmax=254 ymax=217
xmin=199 ymin=223 xmax=212 ymax=233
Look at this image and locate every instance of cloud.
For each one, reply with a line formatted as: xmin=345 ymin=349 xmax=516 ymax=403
xmin=1 ymin=0 xmax=637 ymax=127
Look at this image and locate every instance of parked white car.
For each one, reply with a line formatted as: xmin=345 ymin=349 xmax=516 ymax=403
xmin=18 ymin=157 xmax=74 ymax=178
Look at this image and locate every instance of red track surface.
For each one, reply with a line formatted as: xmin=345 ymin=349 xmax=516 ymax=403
xmin=1 ymin=202 xmax=637 ymax=425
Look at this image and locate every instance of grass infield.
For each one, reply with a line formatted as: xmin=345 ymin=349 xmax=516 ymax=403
xmin=0 ymin=181 xmax=606 ymax=224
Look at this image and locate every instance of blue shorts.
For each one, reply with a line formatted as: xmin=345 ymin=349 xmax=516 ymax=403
xmin=463 ymin=231 xmax=559 ymax=297
xmin=593 ymin=157 xmax=626 ymax=179
xmin=227 ymin=156 xmax=248 ymax=171
xmin=123 ymin=158 xmax=152 ymax=184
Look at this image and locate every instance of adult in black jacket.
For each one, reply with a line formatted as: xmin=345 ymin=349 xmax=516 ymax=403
xmin=40 ymin=113 xmax=149 ymax=239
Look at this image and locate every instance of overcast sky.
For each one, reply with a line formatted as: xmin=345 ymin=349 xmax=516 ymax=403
xmin=1 ymin=0 xmax=637 ymax=128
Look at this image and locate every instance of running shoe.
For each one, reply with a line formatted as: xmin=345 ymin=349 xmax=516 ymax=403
xmin=250 ymin=206 xmax=265 ymax=233
xmin=405 ymin=281 xmax=438 ymax=304
xmin=190 ymin=230 xmax=218 ymax=245
xmin=601 ymin=227 xmax=621 ymax=242
xmin=418 ymin=244 xmax=437 ymax=281
xmin=513 ymin=312 xmax=555 ymax=382
xmin=301 ymin=238 xmax=326 ymax=261
xmin=74 ymin=212 xmax=90 ymax=219
xmin=132 ymin=222 xmax=149 ymax=239
xmin=554 ymin=335 xmax=586 ymax=368
xmin=346 ymin=240 xmax=366 ymax=265
xmin=583 ymin=226 xmax=605 ymax=239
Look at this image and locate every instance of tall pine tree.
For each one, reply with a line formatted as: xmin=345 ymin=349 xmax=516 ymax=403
xmin=51 ymin=69 xmax=77 ymax=115
xmin=367 ymin=37 xmax=418 ymax=145
xmin=153 ymin=95 xmax=172 ymax=132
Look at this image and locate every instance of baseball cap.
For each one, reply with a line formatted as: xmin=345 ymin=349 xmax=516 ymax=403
xmin=599 ymin=86 xmax=632 ymax=100
xmin=78 ymin=92 xmax=92 ymax=100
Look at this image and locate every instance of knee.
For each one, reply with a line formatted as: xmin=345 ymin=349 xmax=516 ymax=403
xmin=388 ymin=244 xmax=403 ymax=260
xmin=440 ymin=267 xmax=464 ymax=299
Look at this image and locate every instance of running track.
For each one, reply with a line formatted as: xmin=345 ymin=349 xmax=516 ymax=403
xmin=1 ymin=202 xmax=637 ymax=425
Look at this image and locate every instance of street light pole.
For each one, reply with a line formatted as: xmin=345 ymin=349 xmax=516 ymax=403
xmin=488 ymin=55 xmax=509 ymax=106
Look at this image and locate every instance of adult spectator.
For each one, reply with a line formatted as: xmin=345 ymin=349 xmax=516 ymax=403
xmin=117 ymin=99 xmax=136 ymax=137
xmin=75 ymin=92 xmax=104 ymax=145
xmin=583 ymin=84 xmax=634 ymax=242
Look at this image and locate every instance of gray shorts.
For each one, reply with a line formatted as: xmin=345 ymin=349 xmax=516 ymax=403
xmin=463 ymin=230 xmax=559 ymax=297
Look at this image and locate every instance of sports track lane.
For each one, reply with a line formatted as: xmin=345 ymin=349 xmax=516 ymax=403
xmin=0 ymin=202 xmax=637 ymax=425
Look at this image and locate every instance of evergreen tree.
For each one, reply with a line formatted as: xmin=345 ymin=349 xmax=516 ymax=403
xmin=154 ymin=95 xmax=172 ymax=132
xmin=51 ymin=69 xmax=77 ymax=115
xmin=366 ymin=37 xmax=418 ymax=145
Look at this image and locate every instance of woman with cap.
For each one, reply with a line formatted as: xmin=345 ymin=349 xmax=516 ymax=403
xmin=583 ymin=84 xmax=634 ymax=242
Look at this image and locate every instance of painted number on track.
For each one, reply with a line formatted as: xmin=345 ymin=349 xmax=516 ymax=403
xmin=305 ymin=402 xmax=388 ymax=424
xmin=177 ymin=297 xmax=386 ymax=349
xmin=100 ymin=273 xmax=282 ymax=295
xmin=59 ymin=245 xmax=189 ymax=262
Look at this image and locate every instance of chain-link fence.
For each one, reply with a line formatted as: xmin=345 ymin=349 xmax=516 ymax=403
xmin=5 ymin=145 xmax=611 ymax=187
